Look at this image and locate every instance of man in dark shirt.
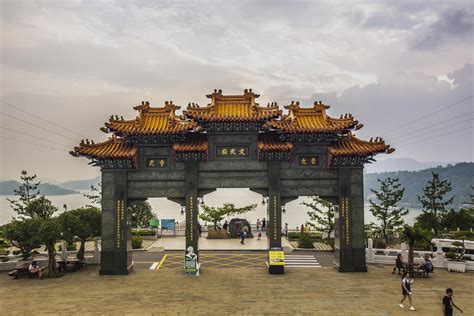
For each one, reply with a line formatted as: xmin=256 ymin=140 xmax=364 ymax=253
xmin=443 ymin=288 xmax=463 ymax=316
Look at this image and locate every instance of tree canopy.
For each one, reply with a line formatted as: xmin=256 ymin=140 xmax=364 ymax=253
xmin=199 ymin=203 xmax=256 ymax=229
xmin=416 ymin=172 xmax=454 ymax=237
xmin=302 ymin=196 xmax=334 ymax=239
xmin=130 ymin=201 xmax=155 ymax=228
xmin=369 ymin=177 xmax=408 ymax=244
xmin=7 ymin=170 xmax=41 ymax=219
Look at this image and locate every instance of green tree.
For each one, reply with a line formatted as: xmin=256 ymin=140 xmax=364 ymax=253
xmin=24 ymin=196 xmax=58 ymax=219
xmin=400 ymin=224 xmax=431 ymax=268
xmin=38 ymin=218 xmax=62 ymax=278
xmin=416 ymin=172 xmax=454 ymax=237
xmin=7 ymin=170 xmax=41 ymax=218
xmin=131 ymin=201 xmax=155 ymax=228
xmin=83 ymin=183 xmax=101 ymax=208
xmin=199 ymin=203 xmax=257 ymax=230
xmin=441 ymin=208 xmax=474 ymax=232
xmin=302 ymin=196 xmax=334 ymax=240
xmin=3 ymin=219 xmax=41 ymax=260
xmin=369 ymin=177 xmax=408 ymax=244
xmin=59 ymin=207 xmax=101 ymax=260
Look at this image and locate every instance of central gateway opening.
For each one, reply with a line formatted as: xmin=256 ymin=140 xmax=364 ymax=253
xmin=71 ymin=89 xmax=393 ymax=275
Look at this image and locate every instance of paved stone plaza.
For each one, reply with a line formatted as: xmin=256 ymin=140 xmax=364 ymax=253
xmin=1 ymin=264 xmax=472 ymax=315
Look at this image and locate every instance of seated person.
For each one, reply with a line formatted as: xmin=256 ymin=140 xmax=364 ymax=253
xmin=420 ymin=256 xmax=433 ymax=273
xmin=392 ymin=254 xmax=406 ymax=274
xmin=29 ymin=261 xmax=42 ymax=279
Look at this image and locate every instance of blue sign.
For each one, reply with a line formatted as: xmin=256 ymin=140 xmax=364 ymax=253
xmin=161 ymin=219 xmax=175 ymax=230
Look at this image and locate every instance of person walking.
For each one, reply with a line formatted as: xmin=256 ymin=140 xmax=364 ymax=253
xmin=240 ymin=225 xmax=248 ymax=245
xmin=261 ymin=218 xmax=266 ymax=231
xmin=284 ymin=223 xmax=288 ymax=237
xmin=257 ymin=224 xmax=262 ymax=240
xmin=300 ymin=224 xmax=304 ymax=233
xmin=399 ymin=271 xmax=415 ymax=311
xmin=443 ymin=288 xmax=463 ymax=315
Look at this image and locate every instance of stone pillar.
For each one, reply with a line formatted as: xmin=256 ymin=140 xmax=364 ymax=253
xmin=267 ymin=161 xmax=282 ymax=249
xmin=336 ymin=167 xmax=367 ymax=272
xmin=184 ymin=161 xmax=199 ymax=275
xmin=100 ymin=170 xmax=133 ymax=275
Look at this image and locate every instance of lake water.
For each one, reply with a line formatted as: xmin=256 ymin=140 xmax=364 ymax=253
xmin=0 ymin=189 xmax=422 ymax=227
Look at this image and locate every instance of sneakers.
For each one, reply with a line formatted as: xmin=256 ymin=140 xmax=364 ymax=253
xmin=399 ymin=304 xmax=404 ymax=308
xmin=409 ymin=306 xmax=415 ymax=311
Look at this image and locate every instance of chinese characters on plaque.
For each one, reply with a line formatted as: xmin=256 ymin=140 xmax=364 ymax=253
xmin=341 ymin=197 xmax=350 ymax=245
xmin=216 ymin=146 xmax=249 ymax=158
xmin=297 ymin=156 xmax=320 ymax=166
xmin=145 ymin=158 xmax=167 ymax=168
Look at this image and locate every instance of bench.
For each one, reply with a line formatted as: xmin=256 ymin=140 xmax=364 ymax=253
xmin=409 ymin=266 xmax=431 ymax=278
xmin=57 ymin=259 xmax=86 ymax=272
xmin=6 ymin=267 xmax=45 ymax=279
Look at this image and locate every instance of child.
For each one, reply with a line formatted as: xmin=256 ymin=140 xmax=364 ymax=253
xmin=399 ymin=271 xmax=415 ymax=311
xmin=257 ymin=225 xmax=262 ymax=240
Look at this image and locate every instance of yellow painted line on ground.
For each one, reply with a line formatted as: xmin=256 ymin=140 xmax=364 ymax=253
xmin=156 ymin=254 xmax=168 ymax=270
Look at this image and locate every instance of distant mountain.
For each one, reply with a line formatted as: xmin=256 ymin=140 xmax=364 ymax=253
xmin=364 ymin=158 xmax=457 ymax=174
xmin=364 ymin=162 xmax=474 ymax=209
xmin=60 ymin=176 xmax=100 ymax=190
xmin=0 ymin=181 xmax=79 ymax=196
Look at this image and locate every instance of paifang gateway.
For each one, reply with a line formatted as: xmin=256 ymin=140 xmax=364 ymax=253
xmin=71 ymin=89 xmax=394 ymax=275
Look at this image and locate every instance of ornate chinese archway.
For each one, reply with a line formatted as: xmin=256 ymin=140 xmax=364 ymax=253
xmin=71 ymin=89 xmax=393 ymax=275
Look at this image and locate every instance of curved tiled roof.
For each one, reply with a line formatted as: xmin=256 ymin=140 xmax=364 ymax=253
xmin=70 ymin=135 xmax=137 ymax=159
xmin=104 ymin=101 xmax=196 ymax=134
xmin=173 ymin=134 xmax=208 ymax=153
xmin=266 ymin=101 xmax=360 ymax=133
xmin=183 ymin=89 xmax=281 ymax=122
xmin=328 ymin=133 xmax=394 ymax=156
xmin=258 ymin=133 xmax=293 ymax=152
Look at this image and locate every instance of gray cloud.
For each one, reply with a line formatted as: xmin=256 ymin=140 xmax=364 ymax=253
xmin=411 ymin=8 xmax=474 ymax=50
xmin=0 ymin=1 xmax=473 ymax=181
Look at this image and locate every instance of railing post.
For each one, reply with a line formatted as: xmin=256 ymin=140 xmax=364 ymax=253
xmin=433 ymin=240 xmax=446 ymax=268
xmin=366 ymin=238 xmax=374 ymax=262
xmin=61 ymin=240 xmax=68 ymax=261
xmin=94 ymin=239 xmax=100 ymax=263
xmin=401 ymin=242 xmax=408 ymax=260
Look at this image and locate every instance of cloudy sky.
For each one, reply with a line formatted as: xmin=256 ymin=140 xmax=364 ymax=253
xmin=1 ymin=0 xmax=473 ymax=182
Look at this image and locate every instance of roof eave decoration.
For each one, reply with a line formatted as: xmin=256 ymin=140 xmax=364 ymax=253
xmin=328 ymin=133 xmax=394 ymax=158
xmin=69 ymin=135 xmax=138 ymax=169
xmin=267 ymin=101 xmax=358 ymax=134
xmin=104 ymin=101 xmax=196 ymax=135
xmin=183 ymin=89 xmax=280 ymax=122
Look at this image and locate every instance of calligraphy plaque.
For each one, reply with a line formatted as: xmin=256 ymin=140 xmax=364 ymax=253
xmin=297 ymin=156 xmax=320 ymax=166
xmin=216 ymin=145 xmax=250 ymax=158
xmin=145 ymin=157 xmax=168 ymax=168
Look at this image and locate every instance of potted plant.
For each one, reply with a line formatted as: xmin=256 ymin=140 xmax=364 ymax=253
xmin=445 ymin=241 xmax=466 ymax=273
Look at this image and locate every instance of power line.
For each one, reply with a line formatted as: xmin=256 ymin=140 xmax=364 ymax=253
xmin=396 ymin=126 xmax=473 ymax=148
xmin=389 ymin=112 xmax=474 ymax=141
xmin=0 ymin=111 xmax=77 ymax=141
xmin=0 ymin=135 xmax=67 ymax=152
xmin=382 ymin=95 xmax=474 ymax=135
xmin=391 ymin=118 xmax=474 ymax=144
xmin=0 ymin=100 xmax=84 ymax=138
xmin=0 ymin=126 xmax=71 ymax=148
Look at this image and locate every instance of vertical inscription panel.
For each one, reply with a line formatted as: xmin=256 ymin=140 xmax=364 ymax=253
xmin=340 ymin=196 xmax=350 ymax=246
xmin=115 ymin=199 xmax=125 ymax=250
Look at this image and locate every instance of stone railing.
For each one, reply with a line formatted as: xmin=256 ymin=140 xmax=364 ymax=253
xmin=365 ymin=238 xmax=474 ymax=271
